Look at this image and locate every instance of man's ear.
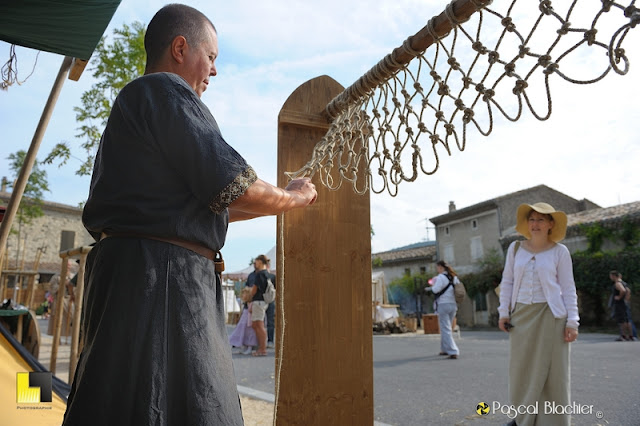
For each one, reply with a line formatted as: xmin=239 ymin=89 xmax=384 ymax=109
xmin=170 ymin=35 xmax=188 ymax=64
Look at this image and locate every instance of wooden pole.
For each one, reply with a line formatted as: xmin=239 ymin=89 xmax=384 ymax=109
xmin=50 ymin=256 xmax=69 ymax=373
xmin=0 ymin=56 xmax=73 ymax=267
xmin=69 ymin=249 xmax=90 ymax=383
xmin=275 ymin=75 xmax=373 ymax=425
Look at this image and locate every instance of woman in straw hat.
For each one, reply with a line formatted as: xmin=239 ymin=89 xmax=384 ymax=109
xmin=498 ymin=203 xmax=579 ymax=426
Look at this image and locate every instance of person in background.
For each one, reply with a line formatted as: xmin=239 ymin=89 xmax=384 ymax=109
xmin=228 ymin=286 xmax=258 ymax=354
xmin=608 ymin=270 xmax=635 ymax=341
xmin=265 ymin=259 xmax=276 ymax=349
xmin=250 ymin=254 xmax=271 ymax=356
xmin=498 ymin=202 xmax=579 ymax=426
xmin=431 ymin=260 xmax=460 ymax=359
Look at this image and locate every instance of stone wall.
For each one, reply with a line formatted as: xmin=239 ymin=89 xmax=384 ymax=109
xmin=1 ymin=193 xmax=92 ymax=275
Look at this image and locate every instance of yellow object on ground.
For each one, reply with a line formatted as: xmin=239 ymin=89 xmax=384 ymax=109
xmin=1 ymin=321 xmax=68 ymax=426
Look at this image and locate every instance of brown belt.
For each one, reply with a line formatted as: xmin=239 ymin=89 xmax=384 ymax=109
xmin=100 ymin=232 xmax=225 ymax=273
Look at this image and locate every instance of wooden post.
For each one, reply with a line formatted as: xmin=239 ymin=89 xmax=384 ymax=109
xmin=69 ymin=249 xmax=90 ymax=383
xmin=50 ymin=256 xmax=69 ymax=373
xmin=275 ymin=75 xmax=373 ymax=425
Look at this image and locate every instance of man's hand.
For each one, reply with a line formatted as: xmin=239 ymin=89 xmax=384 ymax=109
xmin=284 ymin=178 xmax=317 ymax=206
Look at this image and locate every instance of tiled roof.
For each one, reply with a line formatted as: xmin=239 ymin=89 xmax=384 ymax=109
xmin=372 ymin=241 xmax=436 ymax=263
xmin=566 ymin=201 xmax=640 ymax=232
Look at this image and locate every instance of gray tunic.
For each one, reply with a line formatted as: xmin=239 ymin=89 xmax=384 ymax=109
xmin=64 ymin=73 xmax=256 ymax=425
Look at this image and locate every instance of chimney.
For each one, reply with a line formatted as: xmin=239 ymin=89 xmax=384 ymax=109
xmin=449 ymin=201 xmax=456 ymax=212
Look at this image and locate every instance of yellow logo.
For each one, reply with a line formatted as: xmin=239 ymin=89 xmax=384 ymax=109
xmin=16 ymin=372 xmax=52 ymax=403
xmin=476 ymin=401 xmax=490 ymax=416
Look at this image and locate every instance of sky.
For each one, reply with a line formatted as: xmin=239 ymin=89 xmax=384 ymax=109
xmin=1 ymin=1 xmax=639 ymax=274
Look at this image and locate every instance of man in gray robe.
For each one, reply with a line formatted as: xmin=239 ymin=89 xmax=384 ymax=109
xmin=63 ymin=4 xmax=317 ymax=425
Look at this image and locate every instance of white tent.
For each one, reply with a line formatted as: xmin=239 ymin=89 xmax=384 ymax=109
xmin=223 ymin=246 xmax=277 ymax=281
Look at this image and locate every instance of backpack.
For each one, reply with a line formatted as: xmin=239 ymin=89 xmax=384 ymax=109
xmin=453 ymin=279 xmax=467 ymax=304
xmin=434 ymin=274 xmax=467 ymax=304
xmin=262 ymin=275 xmax=276 ymax=304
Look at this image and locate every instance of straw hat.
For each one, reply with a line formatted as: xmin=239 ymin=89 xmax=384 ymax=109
xmin=515 ymin=202 xmax=568 ymax=242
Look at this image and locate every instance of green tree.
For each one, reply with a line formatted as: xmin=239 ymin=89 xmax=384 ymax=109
xmin=5 ymin=150 xmax=50 ymax=268
xmin=44 ymin=22 xmax=147 ymax=175
xmin=6 ymin=150 xmax=49 ymax=226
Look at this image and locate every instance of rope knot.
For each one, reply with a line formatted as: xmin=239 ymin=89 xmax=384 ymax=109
xmin=488 ymin=50 xmax=500 ymax=64
xmin=602 ymin=0 xmax=614 ymax=13
xmin=430 ymin=70 xmax=442 ymax=82
xmin=472 ymin=41 xmax=488 ymax=54
xmin=501 ymin=17 xmax=516 ymax=32
xmin=504 ymin=62 xmax=516 ymax=76
xmin=512 ymin=79 xmax=528 ymax=95
xmin=482 ymin=89 xmax=495 ymax=102
xmin=584 ymin=29 xmax=597 ymax=45
xmin=447 ymin=56 xmax=461 ymax=70
xmin=462 ymin=76 xmax=473 ymax=89
xmin=435 ymin=110 xmax=445 ymax=121
xmin=518 ymin=45 xmax=530 ymax=59
xmin=538 ymin=54 xmax=552 ymax=68
xmin=444 ymin=123 xmax=455 ymax=135
xmin=543 ymin=62 xmax=559 ymax=75
xmin=454 ymin=98 xmax=466 ymax=110
xmin=437 ymin=83 xmax=450 ymax=96
xmin=625 ymin=6 xmax=640 ymax=28
xmin=539 ymin=0 xmax=553 ymax=15
xmin=418 ymin=122 xmax=428 ymax=132
xmin=475 ymin=83 xmax=486 ymax=93
xmin=557 ymin=22 xmax=571 ymax=35
xmin=462 ymin=108 xmax=474 ymax=123
xmin=430 ymin=134 xmax=440 ymax=144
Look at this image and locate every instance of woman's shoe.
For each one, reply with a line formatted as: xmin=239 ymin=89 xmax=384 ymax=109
xmin=439 ymin=352 xmax=448 ymax=356
xmin=448 ymin=354 xmax=458 ymax=359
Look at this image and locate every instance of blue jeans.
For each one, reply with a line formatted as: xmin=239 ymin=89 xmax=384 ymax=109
xmin=266 ymin=301 xmax=275 ymax=343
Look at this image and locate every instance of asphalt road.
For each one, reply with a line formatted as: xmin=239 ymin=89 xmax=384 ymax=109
xmin=230 ymin=327 xmax=639 ymax=425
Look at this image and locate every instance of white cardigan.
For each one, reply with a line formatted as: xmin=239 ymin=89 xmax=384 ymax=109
xmin=498 ymin=241 xmax=579 ymax=329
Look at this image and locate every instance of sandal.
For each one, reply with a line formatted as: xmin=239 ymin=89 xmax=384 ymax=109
xmin=252 ymin=351 xmax=267 ymax=357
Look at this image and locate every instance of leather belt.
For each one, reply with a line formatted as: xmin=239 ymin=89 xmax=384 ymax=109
xmin=100 ymin=232 xmax=225 ymax=273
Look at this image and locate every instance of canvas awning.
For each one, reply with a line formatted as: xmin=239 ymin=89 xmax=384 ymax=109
xmin=0 ymin=0 xmax=121 ymax=60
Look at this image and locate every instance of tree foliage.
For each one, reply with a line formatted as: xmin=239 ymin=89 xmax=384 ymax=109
xmin=44 ymin=22 xmax=147 ymax=175
xmin=459 ymin=248 xmax=504 ymax=298
xmin=6 ymin=150 xmax=50 ymax=227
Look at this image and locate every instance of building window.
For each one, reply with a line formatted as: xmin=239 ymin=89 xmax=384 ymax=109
xmin=443 ymin=244 xmax=455 ymax=264
xmin=471 ymin=219 xmax=478 ymax=230
xmin=471 ymin=236 xmax=483 ymax=261
xmin=404 ymin=268 xmax=411 ymax=276
xmin=444 ymin=226 xmax=450 ymax=236
xmin=420 ymin=266 xmax=426 ymax=275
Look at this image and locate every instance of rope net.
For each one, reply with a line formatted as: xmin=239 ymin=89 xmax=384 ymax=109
xmin=286 ymin=0 xmax=639 ymax=196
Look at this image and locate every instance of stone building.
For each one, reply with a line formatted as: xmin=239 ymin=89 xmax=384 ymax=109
xmin=0 ymin=191 xmax=93 ymax=283
xmin=372 ymin=241 xmax=437 ymax=284
xmin=429 ymin=184 xmax=600 ymax=275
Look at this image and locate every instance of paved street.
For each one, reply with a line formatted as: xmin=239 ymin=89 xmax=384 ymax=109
xmin=230 ymin=328 xmax=639 ymax=425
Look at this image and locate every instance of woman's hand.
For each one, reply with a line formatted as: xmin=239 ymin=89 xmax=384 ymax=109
xmin=498 ymin=317 xmax=511 ymax=332
xmin=564 ymin=327 xmax=578 ymax=342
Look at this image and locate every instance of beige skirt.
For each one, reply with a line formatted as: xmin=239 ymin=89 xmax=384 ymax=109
xmin=509 ymin=302 xmax=570 ymax=426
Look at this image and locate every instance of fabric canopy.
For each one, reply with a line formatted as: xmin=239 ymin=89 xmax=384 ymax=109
xmin=0 ymin=0 xmax=122 ymax=59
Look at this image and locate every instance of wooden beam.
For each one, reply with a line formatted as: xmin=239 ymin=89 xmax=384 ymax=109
xmin=68 ymin=58 xmax=89 ymax=81
xmin=275 ymin=75 xmax=373 ymax=425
